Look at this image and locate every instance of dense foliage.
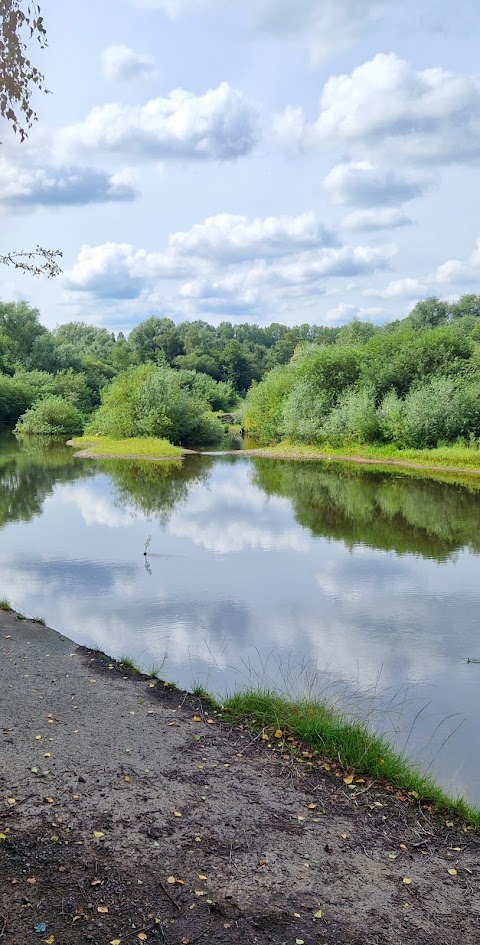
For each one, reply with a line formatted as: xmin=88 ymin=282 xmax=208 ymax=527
xmin=2 ymin=292 xmax=480 ymax=448
xmin=85 ymin=364 xmax=226 ymax=447
xmin=14 ymin=396 xmax=84 ymax=435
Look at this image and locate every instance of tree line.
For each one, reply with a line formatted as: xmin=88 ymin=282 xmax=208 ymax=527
xmin=2 ymin=293 xmax=480 ymax=447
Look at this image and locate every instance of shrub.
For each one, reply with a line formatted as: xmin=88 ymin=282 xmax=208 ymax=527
xmin=14 ymin=396 xmax=84 ymax=435
xmin=321 ymin=387 xmax=380 ymax=444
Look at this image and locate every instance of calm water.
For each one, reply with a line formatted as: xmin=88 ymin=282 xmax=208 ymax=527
xmin=1 ymin=430 xmax=479 ymax=803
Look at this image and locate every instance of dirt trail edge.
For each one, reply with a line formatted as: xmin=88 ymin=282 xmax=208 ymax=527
xmin=1 ymin=611 xmax=478 ymax=945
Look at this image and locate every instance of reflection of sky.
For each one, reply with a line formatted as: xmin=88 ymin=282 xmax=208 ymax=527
xmin=0 ymin=454 xmax=479 ymax=803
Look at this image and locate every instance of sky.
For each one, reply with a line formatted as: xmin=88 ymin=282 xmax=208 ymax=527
xmin=1 ymin=0 xmax=480 ymax=333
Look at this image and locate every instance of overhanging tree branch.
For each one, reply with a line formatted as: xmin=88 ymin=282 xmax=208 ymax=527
xmin=0 ymin=246 xmax=63 ymax=277
xmin=0 ymin=0 xmax=49 ymax=142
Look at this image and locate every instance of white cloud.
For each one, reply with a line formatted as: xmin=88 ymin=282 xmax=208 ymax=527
xmin=323 ymin=161 xmax=431 ymax=207
xmin=64 ymin=242 xmax=194 ymax=299
xmin=342 ymin=208 xmax=412 ymax=231
xmin=0 ymin=156 xmax=139 ymax=210
xmin=365 ymin=237 xmax=480 ymax=299
xmin=102 ymin=44 xmax=156 ymax=82
xmin=168 ymin=212 xmax=336 ymax=261
xmin=325 ymin=302 xmax=390 ymax=324
xmin=275 ymin=53 xmax=480 ymax=165
xmin=365 ymin=277 xmax=427 ymax=299
xmin=58 ymin=82 xmax=259 ymax=162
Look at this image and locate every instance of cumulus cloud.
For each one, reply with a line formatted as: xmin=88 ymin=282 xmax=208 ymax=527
xmin=274 ymin=53 xmax=480 ymax=165
xmin=64 ymin=241 xmax=196 ymax=299
xmin=364 ymin=277 xmax=428 ymax=300
xmin=131 ymin=0 xmax=387 ymax=60
xmin=58 ymin=82 xmax=259 ymax=162
xmin=325 ymin=302 xmax=390 ymax=324
xmin=168 ymin=212 xmax=336 ymax=261
xmin=323 ymin=161 xmax=431 ymax=207
xmin=342 ymin=208 xmax=412 ymax=231
xmin=365 ymin=238 xmax=480 ymax=300
xmin=0 ymin=156 xmax=139 ymax=210
xmin=102 ymin=44 xmax=156 ymax=82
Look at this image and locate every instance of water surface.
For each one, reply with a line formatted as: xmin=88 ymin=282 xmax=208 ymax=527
xmin=1 ymin=430 xmax=479 ymax=804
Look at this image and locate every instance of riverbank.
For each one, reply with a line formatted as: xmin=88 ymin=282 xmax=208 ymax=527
xmin=244 ymin=441 xmax=480 ymax=475
xmin=1 ymin=609 xmax=479 ymax=945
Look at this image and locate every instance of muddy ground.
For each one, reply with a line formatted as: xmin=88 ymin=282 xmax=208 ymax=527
xmin=0 ymin=610 xmax=478 ymax=945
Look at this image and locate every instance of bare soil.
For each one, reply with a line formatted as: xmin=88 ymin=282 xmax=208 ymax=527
xmin=1 ymin=611 xmax=478 ymax=945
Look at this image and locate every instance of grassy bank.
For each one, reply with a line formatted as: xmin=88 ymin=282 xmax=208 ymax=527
xmin=68 ymin=435 xmax=184 ymax=460
xmin=223 ymin=689 xmax=480 ymax=828
xmin=255 ymin=440 xmax=480 ymax=470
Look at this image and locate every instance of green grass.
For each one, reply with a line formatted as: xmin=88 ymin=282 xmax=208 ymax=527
xmin=119 ymin=655 xmax=142 ymax=674
xmin=69 ymin=436 xmax=184 ymax=459
xmin=261 ymin=440 xmax=480 ymax=471
xmin=223 ymin=689 xmax=480 ymax=828
xmin=0 ymin=599 xmax=12 ymax=611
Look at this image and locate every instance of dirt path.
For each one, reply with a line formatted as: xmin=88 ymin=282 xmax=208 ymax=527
xmin=1 ymin=611 xmax=478 ymax=945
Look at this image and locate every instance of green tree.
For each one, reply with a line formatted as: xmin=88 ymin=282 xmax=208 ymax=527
xmin=15 ymin=395 xmax=84 ymax=435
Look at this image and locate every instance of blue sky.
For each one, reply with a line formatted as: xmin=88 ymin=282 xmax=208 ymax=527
xmin=1 ymin=0 xmax=480 ymax=332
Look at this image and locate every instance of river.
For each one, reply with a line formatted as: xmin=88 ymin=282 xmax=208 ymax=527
xmin=1 ymin=429 xmax=479 ymax=804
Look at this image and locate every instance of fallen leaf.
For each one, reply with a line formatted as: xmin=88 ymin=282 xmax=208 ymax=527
xmin=44 ymin=797 xmax=55 ymax=804
xmin=446 ymin=821 xmax=454 ymax=827
xmin=448 ymin=868 xmax=458 ymax=876
xmin=296 ymin=940 xmax=305 ymax=944
xmin=343 ymin=775 xmax=354 ymax=785
xmin=97 ymin=905 xmax=109 ymax=913
xmin=274 ymin=729 xmax=283 ymax=738
xmin=0 ymin=833 xmax=7 ymax=840
xmin=124 ymin=776 xmax=131 ymax=784
xmin=26 ymin=878 xmax=37 ymax=885
xmin=340 ymin=833 xmax=349 ymax=839
xmin=90 ymin=679 xmax=96 ymax=684
xmin=45 ymin=936 xmax=55 ymax=944
xmin=93 ymin=831 xmax=105 ymax=839
xmin=402 ymin=877 xmax=412 ymax=885
xmin=44 ymin=753 xmax=51 ymax=758
xmin=91 ymin=878 xmax=102 ymax=886
xmin=207 ymin=719 xmax=215 ymax=724
xmin=307 ymin=803 xmax=317 ymax=810
xmin=138 ymin=935 xmax=148 ymax=942
xmin=173 ymin=811 xmax=182 ymax=817
xmin=110 ymin=940 xmax=122 ymax=945
xmin=168 ymin=721 xmax=177 ymax=727
xmin=399 ymin=843 xmax=407 ymax=850
xmin=166 ymin=876 xmax=177 ymax=884
xmin=192 ymin=716 xmax=203 ymax=723
xmin=198 ymin=874 xmax=207 ymax=880
xmin=6 ymin=798 xmax=16 ymax=806
xmin=314 ymin=909 xmax=323 ymax=918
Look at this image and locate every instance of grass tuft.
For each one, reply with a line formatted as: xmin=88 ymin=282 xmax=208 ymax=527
xmin=224 ymin=689 xmax=480 ymax=828
xmin=0 ymin=599 xmax=12 ymax=611
xmin=119 ymin=655 xmax=142 ymax=674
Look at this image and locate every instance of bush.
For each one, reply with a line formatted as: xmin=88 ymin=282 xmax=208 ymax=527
xmin=244 ymin=366 xmax=295 ymax=442
xmin=282 ymin=380 xmax=330 ymax=443
xmin=402 ymin=377 xmax=464 ymax=448
xmin=86 ymin=364 xmax=224 ymax=447
xmin=321 ymin=387 xmax=380 ymax=444
xmin=0 ymin=374 xmax=34 ymax=423
xmin=14 ymin=396 xmax=84 ymax=435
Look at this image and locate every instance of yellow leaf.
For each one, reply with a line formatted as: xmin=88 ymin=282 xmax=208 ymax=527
xmin=97 ymin=905 xmax=109 ymax=913
xmin=307 ymin=803 xmax=317 ymax=810
xmin=314 ymin=909 xmax=323 ymax=918
xmin=168 ymin=721 xmax=177 ymax=727
xmin=207 ymin=719 xmax=215 ymax=724
xmin=45 ymin=936 xmax=55 ymax=944
xmin=6 ymin=798 xmax=16 ymax=806
xmin=0 ymin=833 xmax=7 ymax=840
xmin=446 ymin=821 xmax=454 ymax=827
xmin=167 ymin=876 xmax=176 ymax=884
xmin=293 ymin=912 xmax=301 ymax=918
xmin=274 ymin=729 xmax=283 ymax=738
xmin=261 ymin=732 xmax=269 ymax=741
xmin=192 ymin=716 xmax=202 ymax=723
xmin=198 ymin=874 xmax=207 ymax=880
xmin=448 ymin=868 xmax=458 ymax=876
xmin=93 ymin=831 xmax=105 ymax=839
xmin=44 ymin=753 xmax=51 ymax=758
xmin=90 ymin=679 xmax=96 ymax=684
xmin=72 ymin=915 xmax=82 ymax=922
xmin=138 ymin=935 xmax=148 ymax=942
xmin=124 ymin=776 xmax=131 ymax=783
xmin=399 ymin=843 xmax=407 ymax=850
xmin=110 ymin=940 xmax=122 ymax=945
xmin=296 ymin=940 xmax=305 ymax=944
xmin=173 ymin=811 xmax=182 ymax=817
xmin=148 ymin=682 xmax=156 ymax=688
xmin=45 ymin=797 xmax=55 ymax=804
xmin=343 ymin=775 xmax=354 ymax=785
xmin=35 ymin=735 xmax=42 ymax=740
xmin=340 ymin=833 xmax=349 ymax=839
xmin=402 ymin=878 xmax=412 ymax=885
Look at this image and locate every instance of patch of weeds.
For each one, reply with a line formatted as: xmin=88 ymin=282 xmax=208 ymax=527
xmin=119 ymin=656 xmax=142 ymax=674
xmin=192 ymin=682 xmax=209 ymax=698
xmin=32 ymin=616 xmax=46 ymax=626
xmin=0 ymin=599 xmax=12 ymax=611
xmin=223 ymin=689 xmax=480 ymax=828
